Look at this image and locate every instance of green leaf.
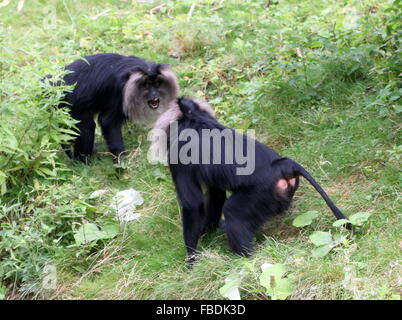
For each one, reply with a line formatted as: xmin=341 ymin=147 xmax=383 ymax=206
xmin=37 ymin=167 xmax=56 ymax=177
xmin=209 ymin=97 xmax=223 ymax=105
xmin=73 ymin=199 xmax=97 ymax=214
xmin=259 ymin=264 xmax=294 ymax=300
xmin=0 ymin=286 xmax=7 ymax=300
xmin=349 ymin=212 xmax=372 ymax=226
xmin=101 ymin=222 xmax=120 ymax=239
xmin=332 ymin=219 xmax=350 ymax=227
xmin=310 ymin=40 xmax=323 ymax=48
xmin=272 ymin=277 xmax=294 ymax=300
xmin=151 ymin=168 xmax=167 ymax=181
xmin=219 ymin=273 xmax=242 ymax=300
xmin=311 ymin=244 xmax=332 ymax=257
xmin=260 ymin=263 xmax=287 ymax=277
xmin=309 ymin=231 xmax=332 ymax=246
xmin=332 ymin=233 xmax=347 ymax=246
xmin=394 ymin=104 xmax=402 ymax=113
xmin=292 ymin=211 xmax=319 ymax=227
xmin=74 ymin=223 xmax=104 ymax=245
xmin=0 ymin=182 xmax=6 ymax=195
xmin=0 ymin=171 xmax=7 ymax=195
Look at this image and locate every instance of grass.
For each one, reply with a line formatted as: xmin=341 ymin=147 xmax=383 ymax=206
xmin=0 ymin=0 xmax=401 ymax=300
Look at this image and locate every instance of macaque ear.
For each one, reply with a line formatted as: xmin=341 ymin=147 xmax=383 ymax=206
xmin=157 ymin=64 xmax=180 ymax=97
xmin=122 ymin=68 xmax=144 ymax=82
xmin=157 ymin=64 xmax=171 ymax=72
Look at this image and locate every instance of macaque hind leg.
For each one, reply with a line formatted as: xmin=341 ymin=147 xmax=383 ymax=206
xmin=223 ymin=191 xmax=260 ymax=256
xmin=203 ymin=187 xmax=226 ymax=234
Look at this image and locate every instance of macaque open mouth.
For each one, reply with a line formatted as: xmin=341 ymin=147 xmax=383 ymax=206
xmin=148 ymin=98 xmax=160 ymax=109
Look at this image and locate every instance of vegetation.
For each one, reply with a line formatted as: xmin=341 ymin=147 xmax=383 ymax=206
xmin=0 ymin=0 xmax=400 ymax=300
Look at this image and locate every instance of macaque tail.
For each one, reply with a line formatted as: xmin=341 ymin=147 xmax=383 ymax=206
xmin=276 ymin=157 xmax=351 ymax=227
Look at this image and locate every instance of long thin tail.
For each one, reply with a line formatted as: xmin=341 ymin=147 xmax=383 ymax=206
xmin=277 ymin=157 xmax=349 ymax=222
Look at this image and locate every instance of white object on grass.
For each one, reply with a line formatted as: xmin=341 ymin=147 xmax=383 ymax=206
xmin=223 ymin=281 xmax=241 ymax=300
xmin=89 ymin=189 xmax=108 ymax=199
xmin=261 ymin=263 xmax=273 ymax=272
xmin=112 ymin=189 xmax=144 ymax=222
xmin=220 ymin=275 xmax=241 ymax=300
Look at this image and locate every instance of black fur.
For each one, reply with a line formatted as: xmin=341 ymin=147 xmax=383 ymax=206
xmin=167 ymin=98 xmax=349 ymax=265
xmin=54 ymin=53 xmax=177 ymax=162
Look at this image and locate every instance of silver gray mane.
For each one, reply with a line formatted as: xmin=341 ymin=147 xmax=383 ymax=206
xmin=122 ymin=65 xmax=180 ymax=125
xmin=148 ymin=98 xmax=215 ymax=164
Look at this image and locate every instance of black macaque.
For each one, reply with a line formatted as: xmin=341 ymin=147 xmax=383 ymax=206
xmin=52 ymin=53 xmax=179 ymax=162
xmin=151 ymin=98 xmax=350 ymax=266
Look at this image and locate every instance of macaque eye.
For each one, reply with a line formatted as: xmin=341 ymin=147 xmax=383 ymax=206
xmin=155 ymin=76 xmax=165 ymax=86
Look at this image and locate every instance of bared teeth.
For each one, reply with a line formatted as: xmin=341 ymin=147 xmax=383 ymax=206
xmin=149 ymin=99 xmax=159 ymax=108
